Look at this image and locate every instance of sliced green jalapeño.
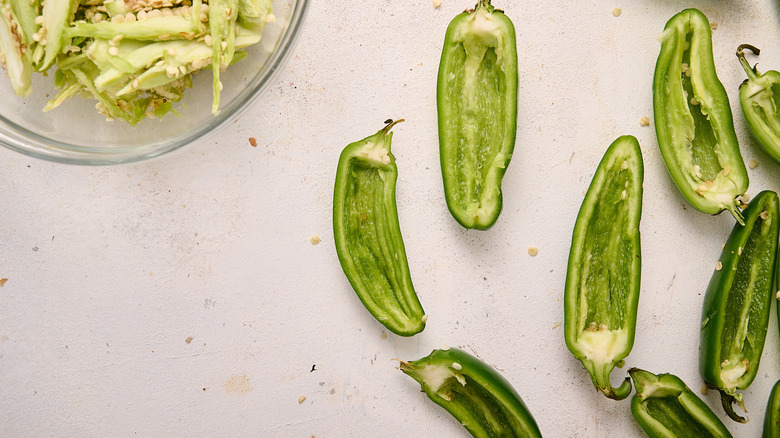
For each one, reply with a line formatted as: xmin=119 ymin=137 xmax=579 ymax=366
xmin=438 ymin=0 xmax=518 ymax=229
xmin=654 ymin=8 xmax=748 ymax=224
xmin=700 ymin=190 xmax=779 ymax=423
xmin=629 ymin=368 xmax=734 ymax=438
xmin=399 ymin=347 xmax=543 ymax=438
xmin=0 ymin=0 xmax=33 ymax=96
xmin=564 ymin=135 xmax=643 ymax=400
xmin=764 ymin=380 xmax=780 ymax=437
xmin=737 ymin=45 xmax=780 ymax=165
xmin=333 ymin=120 xmax=426 ymax=337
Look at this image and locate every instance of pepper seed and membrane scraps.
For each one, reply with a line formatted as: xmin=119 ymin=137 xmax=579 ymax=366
xmin=0 ymin=0 xmax=273 ymax=124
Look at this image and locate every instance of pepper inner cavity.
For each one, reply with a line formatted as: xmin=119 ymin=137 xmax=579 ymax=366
xmin=577 ymin=158 xmax=634 ymax=333
xmin=752 ymin=83 xmax=780 ymax=135
xmin=642 ymin=397 xmax=717 ymax=437
xmin=449 ymin=43 xmax=506 ymax=210
xmin=720 ymin=210 xmax=774 ymax=381
xmin=680 ymin=29 xmax=721 ymax=183
xmin=344 ymin=160 xmax=414 ymax=320
xmin=435 ymin=374 xmax=521 ymax=435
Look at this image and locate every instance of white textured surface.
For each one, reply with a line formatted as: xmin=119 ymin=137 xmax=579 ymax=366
xmin=2 ymin=0 xmax=780 ymax=436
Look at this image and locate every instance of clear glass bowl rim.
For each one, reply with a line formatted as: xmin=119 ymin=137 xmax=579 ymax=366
xmin=0 ymin=0 xmax=309 ymax=165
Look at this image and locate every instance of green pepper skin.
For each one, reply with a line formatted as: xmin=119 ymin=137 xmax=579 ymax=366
xmin=699 ymin=190 xmax=780 ymax=423
xmin=333 ymin=120 xmax=426 ymax=337
xmin=629 ymin=368 xmax=734 ymax=438
xmin=564 ymin=135 xmax=643 ymax=400
xmin=763 ymin=380 xmax=780 ymax=437
xmin=438 ymin=0 xmax=518 ymax=230
xmin=400 ymin=348 xmax=543 ymax=438
xmin=653 ymin=8 xmax=748 ymax=224
xmin=737 ymin=45 xmax=780 ymax=165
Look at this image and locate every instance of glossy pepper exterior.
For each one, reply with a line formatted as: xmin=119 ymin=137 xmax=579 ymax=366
xmin=737 ymin=45 xmax=780 ymax=165
xmin=333 ymin=120 xmax=426 ymax=336
xmin=438 ymin=0 xmax=518 ymax=230
xmin=564 ymin=135 xmax=643 ymax=400
xmin=399 ymin=347 xmax=542 ymax=438
xmin=629 ymin=368 xmax=733 ymax=438
xmin=764 ymin=380 xmax=780 ymax=437
xmin=700 ymin=190 xmax=779 ymax=423
xmin=653 ymin=8 xmax=748 ymax=224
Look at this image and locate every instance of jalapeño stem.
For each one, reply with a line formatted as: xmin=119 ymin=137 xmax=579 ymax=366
xmin=737 ymin=44 xmax=761 ymax=82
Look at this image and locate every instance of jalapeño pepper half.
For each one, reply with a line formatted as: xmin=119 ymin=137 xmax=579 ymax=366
xmin=399 ymin=347 xmax=543 ymax=438
xmin=653 ymin=9 xmax=748 ymax=224
xmin=764 ymin=380 xmax=780 ymax=437
xmin=629 ymin=368 xmax=733 ymax=438
xmin=700 ymin=190 xmax=779 ymax=422
xmin=737 ymin=44 xmax=780 ymax=165
xmin=564 ymin=135 xmax=643 ymax=400
xmin=333 ymin=120 xmax=426 ymax=337
xmin=438 ymin=0 xmax=518 ymax=230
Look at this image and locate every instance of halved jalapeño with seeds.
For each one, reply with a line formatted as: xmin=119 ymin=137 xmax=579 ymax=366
xmin=737 ymin=44 xmax=780 ymax=166
xmin=629 ymin=368 xmax=734 ymax=437
xmin=333 ymin=120 xmax=426 ymax=337
xmin=564 ymin=135 xmax=643 ymax=400
xmin=400 ymin=347 xmax=543 ymax=438
xmin=653 ymin=8 xmax=748 ymax=223
xmin=437 ymin=0 xmax=518 ymax=229
xmin=699 ymin=190 xmax=779 ymax=423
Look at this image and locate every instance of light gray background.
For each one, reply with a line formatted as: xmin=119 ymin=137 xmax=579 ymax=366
xmin=3 ymin=0 xmax=780 ymax=436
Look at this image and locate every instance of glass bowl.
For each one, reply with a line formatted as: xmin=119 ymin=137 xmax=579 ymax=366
xmin=0 ymin=0 xmax=307 ymax=165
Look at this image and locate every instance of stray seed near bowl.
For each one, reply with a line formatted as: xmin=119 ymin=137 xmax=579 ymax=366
xmin=298 ymin=395 xmax=306 ymax=404
xmin=432 ymin=0 xmax=441 ymax=7
xmin=639 ymin=116 xmax=650 ymax=126
xmin=265 ymin=13 xmax=276 ymax=23
xmin=749 ymin=159 xmax=758 ymax=169
xmin=612 ymin=8 xmax=621 ymax=17
xmin=528 ymin=246 xmax=538 ymax=256
xmin=700 ymin=384 xmax=708 ymax=395
xmin=310 ymin=235 xmax=320 ymax=245
xmin=248 ymin=137 xmax=257 ymax=147
xmin=551 ymin=322 xmax=562 ymax=329
xmin=710 ymin=21 xmax=718 ymax=30
xmin=715 ymin=261 xmax=723 ymax=271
